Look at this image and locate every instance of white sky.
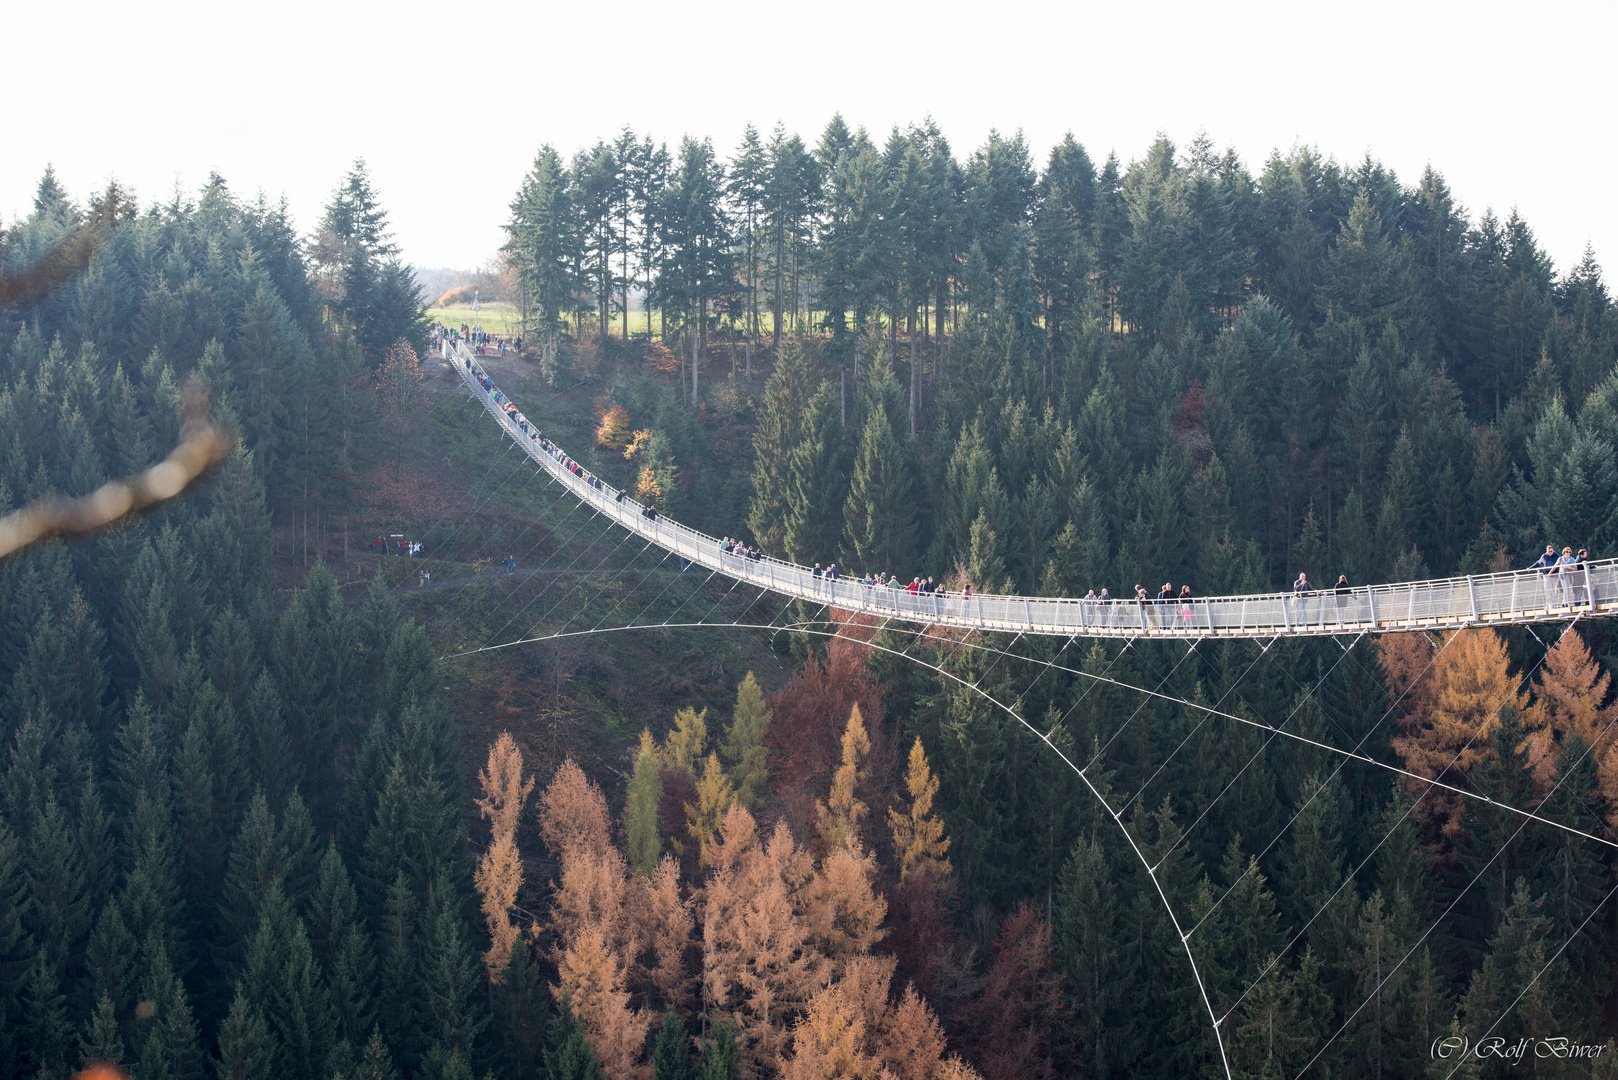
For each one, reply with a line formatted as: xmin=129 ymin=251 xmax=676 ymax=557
xmin=7 ymin=0 xmax=1613 ymax=282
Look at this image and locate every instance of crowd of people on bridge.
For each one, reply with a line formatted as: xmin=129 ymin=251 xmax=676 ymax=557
xmin=438 ymin=331 xmax=1607 ymax=628
xmin=443 ymin=325 xmax=520 ymax=356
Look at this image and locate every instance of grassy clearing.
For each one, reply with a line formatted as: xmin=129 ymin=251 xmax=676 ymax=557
xmin=427 ymin=303 xmax=524 ymax=335
xmin=426 ymin=304 xmax=832 ymax=343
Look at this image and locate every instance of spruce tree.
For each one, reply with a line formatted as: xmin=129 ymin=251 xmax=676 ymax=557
xmin=354 ymin=1027 xmax=399 ymax=1080
xmin=697 ymin=1018 xmax=739 ymax=1080
xmin=490 ymin=938 xmax=546 ymax=1080
xmin=781 ymin=384 xmax=845 ymax=565
xmin=18 ymin=947 xmax=70 ymax=1079
xmin=216 ymin=986 xmax=274 ymax=1080
xmin=376 ymin=873 xmax=422 ymax=1072
xmin=417 ymin=871 xmax=487 ymax=1060
xmin=649 ymin=1006 xmax=690 ymax=1080
xmin=545 ymin=993 xmax=603 ymax=1080
xmin=843 ymin=399 xmax=917 ymax=575
xmin=308 ymin=843 xmax=376 ymax=1047
xmin=78 ymin=991 xmax=125 ymax=1069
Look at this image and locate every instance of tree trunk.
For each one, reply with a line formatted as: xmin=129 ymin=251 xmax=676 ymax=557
xmin=773 ymin=223 xmax=784 ymax=352
xmin=908 ymin=307 xmax=917 ymax=436
xmin=692 ymin=306 xmax=701 ymax=404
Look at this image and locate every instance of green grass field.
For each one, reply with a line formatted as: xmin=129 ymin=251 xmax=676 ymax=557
xmin=427 ymin=303 xmax=524 ymax=335
xmin=426 ymin=304 xmax=828 ymax=343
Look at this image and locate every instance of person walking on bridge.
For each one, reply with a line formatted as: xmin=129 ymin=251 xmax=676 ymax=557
xmin=1293 ymin=572 xmax=1313 ymax=625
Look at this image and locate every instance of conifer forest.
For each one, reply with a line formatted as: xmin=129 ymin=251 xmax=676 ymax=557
xmin=3 ymin=115 xmax=1618 ymax=1080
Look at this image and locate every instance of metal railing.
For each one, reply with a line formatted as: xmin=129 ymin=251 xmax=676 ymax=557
xmin=449 ymin=339 xmax=1618 ymax=639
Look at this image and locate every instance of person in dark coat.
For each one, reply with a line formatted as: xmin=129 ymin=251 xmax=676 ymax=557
xmin=1533 ymin=544 xmax=1559 ymax=609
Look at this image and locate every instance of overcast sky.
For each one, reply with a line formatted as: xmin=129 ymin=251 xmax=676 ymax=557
xmin=7 ymin=0 xmax=1612 ymax=282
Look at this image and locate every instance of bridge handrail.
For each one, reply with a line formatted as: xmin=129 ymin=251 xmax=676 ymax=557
xmin=446 ymin=339 xmax=1615 ymax=638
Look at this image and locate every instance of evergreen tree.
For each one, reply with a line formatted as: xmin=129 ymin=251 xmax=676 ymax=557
xmin=698 ymin=1018 xmax=740 ymax=1080
xmin=545 ymin=994 xmax=604 ymax=1080
xmin=491 ymin=938 xmax=546 ymax=1080
xmin=843 ymin=393 xmax=917 ymax=574
xmin=417 ymin=871 xmax=486 ymax=1060
xmin=216 ymin=986 xmax=274 ymax=1080
xmin=78 ymin=991 xmax=125 ymax=1070
xmin=649 ymin=1006 xmax=691 ymax=1080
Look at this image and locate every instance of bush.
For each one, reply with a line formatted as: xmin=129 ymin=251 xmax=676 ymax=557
xmin=436 ymin=283 xmax=477 ymax=306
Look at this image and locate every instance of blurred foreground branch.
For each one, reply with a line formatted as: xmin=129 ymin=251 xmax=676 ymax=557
xmin=0 ymin=181 xmax=136 ymax=308
xmin=0 ymin=383 xmax=230 ymax=560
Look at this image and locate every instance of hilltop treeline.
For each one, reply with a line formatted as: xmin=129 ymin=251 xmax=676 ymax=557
xmin=508 ymin=121 xmax=1615 ymax=593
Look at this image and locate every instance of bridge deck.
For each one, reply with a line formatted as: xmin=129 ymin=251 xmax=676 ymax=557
xmin=450 ymin=341 xmax=1618 ymax=639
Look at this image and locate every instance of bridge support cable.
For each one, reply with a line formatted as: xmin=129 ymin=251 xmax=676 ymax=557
xmin=436 ymin=614 xmax=1235 ymax=1080
xmin=449 ymin=337 xmax=1618 ymax=640
xmin=435 ymin=603 xmax=1617 ymax=1079
xmin=475 ymin=501 xmax=613 ymax=647
xmin=425 ymin=438 xmax=540 ymax=563
xmin=1216 ymin=620 xmax=1599 ymax=1062
xmin=1299 ymin=667 xmax=1618 ymax=1077
xmin=1085 ymin=639 xmax=1205 ymax=777
xmin=1440 ymin=876 xmax=1618 ymax=1080
xmin=1145 ymin=634 xmax=1367 ymax=870
xmin=411 ymin=397 xmax=536 ymax=557
xmin=777 ymin=618 xmax=1618 ymax=856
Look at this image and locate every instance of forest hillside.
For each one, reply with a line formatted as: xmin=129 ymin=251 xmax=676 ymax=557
xmin=1 ymin=118 xmax=1616 ymax=1080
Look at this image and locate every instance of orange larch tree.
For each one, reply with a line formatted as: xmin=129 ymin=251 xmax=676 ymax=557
xmin=473 ymin=732 xmax=534 ymax=981
xmin=1523 ymin=627 xmax=1618 ymax=800
xmin=1388 ymin=629 xmax=1527 ymax=838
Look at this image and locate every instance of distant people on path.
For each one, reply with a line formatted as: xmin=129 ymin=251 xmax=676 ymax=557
xmin=1293 ymin=572 xmax=1312 ymax=623
xmin=507 ymin=554 xmax=517 ymax=575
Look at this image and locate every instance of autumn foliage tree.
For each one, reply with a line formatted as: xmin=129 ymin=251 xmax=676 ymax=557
xmin=816 ymin=705 xmax=871 ymax=853
xmin=1522 ymin=628 xmax=1618 ymax=802
xmin=889 ymin=737 xmax=950 ymax=881
xmin=1386 ymin=629 xmax=1527 ymax=839
xmin=474 ymin=732 xmax=534 ymax=981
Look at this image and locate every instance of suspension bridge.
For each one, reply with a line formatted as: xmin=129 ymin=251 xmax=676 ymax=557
xmin=447 ymin=338 xmax=1618 ymax=640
